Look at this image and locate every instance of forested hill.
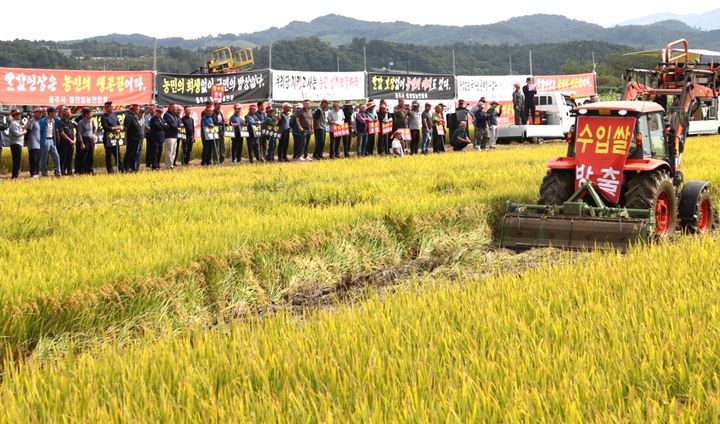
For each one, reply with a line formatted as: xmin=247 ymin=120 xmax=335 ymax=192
xmin=0 ymin=38 xmax=655 ymax=92
xmin=68 ymin=14 xmax=720 ymax=50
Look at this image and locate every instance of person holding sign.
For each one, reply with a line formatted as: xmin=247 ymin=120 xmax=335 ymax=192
xmin=200 ymin=103 xmax=214 ymax=166
xmin=149 ymin=107 xmax=169 ymax=170
xmin=408 ymin=100 xmax=422 ymax=155
xmin=431 ymin=104 xmax=446 ymax=153
xmin=245 ymin=104 xmax=261 ymax=164
xmin=277 ymin=103 xmax=292 ymax=162
xmin=355 ymin=103 xmax=370 ymax=158
xmin=327 ymin=101 xmax=345 ymax=159
xmin=365 ymin=101 xmax=377 ymax=155
xmin=229 ymin=104 xmax=245 ymax=163
xmin=264 ymin=107 xmax=279 ymax=162
xmin=313 ymin=100 xmax=329 ymax=160
xmin=377 ymin=103 xmax=390 ymax=155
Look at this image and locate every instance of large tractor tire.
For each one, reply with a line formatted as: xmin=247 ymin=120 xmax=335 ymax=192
xmin=538 ymin=170 xmax=575 ymax=205
xmin=680 ymin=187 xmax=713 ymax=234
xmin=624 ymin=170 xmax=677 ymax=238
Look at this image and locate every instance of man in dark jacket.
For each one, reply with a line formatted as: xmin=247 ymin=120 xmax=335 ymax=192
xmin=56 ymin=108 xmax=76 ymax=175
xmin=163 ymin=104 xmax=181 ymax=169
xmin=148 ymin=107 xmax=168 ymax=170
xmin=212 ymin=102 xmax=226 ymax=164
xmin=522 ymin=77 xmax=537 ymax=125
xmin=123 ymin=104 xmax=143 ymax=172
xmin=101 ymin=101 xmax=124 ymax=173
xmin=181 ymin=106 xmax=195 ymax=165
xmin=341 ymin=100 xmax=354 ymax=158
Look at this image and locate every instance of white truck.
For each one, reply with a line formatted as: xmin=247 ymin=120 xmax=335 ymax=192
xmin=688 ymin=96 xmax=720 ymax=135
xmin=497 ymin=92 xmax=578 ymax=142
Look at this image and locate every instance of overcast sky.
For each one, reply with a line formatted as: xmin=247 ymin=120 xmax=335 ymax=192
xmin=1 ymin=1 xmax=717 ymax=40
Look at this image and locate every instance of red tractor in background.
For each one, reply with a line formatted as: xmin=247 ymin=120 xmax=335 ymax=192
xmin=499 ymin=39 xmax=717 ymax=250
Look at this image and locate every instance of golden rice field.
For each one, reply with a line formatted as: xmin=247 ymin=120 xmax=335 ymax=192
xmin=1 ymin=135 xmax=720 ymax=421
xmin=4 ymin=236 xmax=720 ymax=421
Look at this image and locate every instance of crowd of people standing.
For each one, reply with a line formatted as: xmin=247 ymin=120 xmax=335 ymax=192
xmin=0 ymin=89 xmax=539 ymax=179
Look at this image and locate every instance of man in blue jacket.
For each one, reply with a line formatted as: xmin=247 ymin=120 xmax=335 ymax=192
xmin=101 ymin=101 xmax=125 ymax=173
xmin=39 ymin=106 xmax=62 ymax=177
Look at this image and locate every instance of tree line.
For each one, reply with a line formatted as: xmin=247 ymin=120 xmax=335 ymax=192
xmin=0 ymin=38 xmax=657 ymax=93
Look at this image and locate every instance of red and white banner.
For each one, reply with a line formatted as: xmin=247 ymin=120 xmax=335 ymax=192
xmin=534 ymin=73 xmax=596 ymax=97
xmin=574 ymin=116 xmax=635 ymax=204
xmin=0 ymin=67 xmax=153 ymax=106
xmin=332 ymin=123 xmax=350 ymax=137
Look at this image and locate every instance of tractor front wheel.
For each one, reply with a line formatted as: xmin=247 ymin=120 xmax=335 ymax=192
xmin=538 ymin=170 xmax=575 ymax=205
xmin=681 ymin=189 xmax=713 ymax=234
xmin=624 ymin=170 xmax=677 ymax=238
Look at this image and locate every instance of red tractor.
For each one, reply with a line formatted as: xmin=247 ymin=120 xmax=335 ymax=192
xmin=500 ymin=40 xmax=715 ymax=250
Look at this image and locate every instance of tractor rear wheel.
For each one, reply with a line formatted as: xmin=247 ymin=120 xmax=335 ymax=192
xmin=538 ymin=170 xmax=575 ymax=205
xmin=681 ymin=189 xmax=713 ymax=234
xmin=624 ymin=170 xmax=677 ymax=238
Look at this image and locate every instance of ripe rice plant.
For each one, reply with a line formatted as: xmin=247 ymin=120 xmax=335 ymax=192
xmin=0 ymin=143 xmax=558 ymax=361
xmin=2 ymin=235 xmax=720 ymax=421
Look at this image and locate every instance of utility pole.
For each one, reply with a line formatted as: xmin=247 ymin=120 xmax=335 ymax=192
xmin=363 ymin=45 xmax=367 ymax=72
xmin=452 ymin=49 xmax=456 ymax=75
xmin=337 ymin=54 xmax=340 ymax=72
xmin=269 ymin=42 xmax=273 ymax=69
xmin=592 ymin=51 xmax=596 ymax=73
xmin=152 ymin=38 xmax=158 ymax=73
xmin=529 ymin=50 xmax=533 ymax=76
xmin=509 ymin=54 xmax=513 ymax=74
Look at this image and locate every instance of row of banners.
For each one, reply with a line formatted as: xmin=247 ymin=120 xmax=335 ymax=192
xmin=0 ymin=67 xmax=596 ymax=107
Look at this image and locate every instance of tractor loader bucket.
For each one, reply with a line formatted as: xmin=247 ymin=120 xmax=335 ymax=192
xmin=498 ymin=182 xmax=654 ymax=251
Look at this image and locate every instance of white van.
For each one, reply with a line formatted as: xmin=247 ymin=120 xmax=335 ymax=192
xmin=497 ymin=92 xmax=577 ymax=141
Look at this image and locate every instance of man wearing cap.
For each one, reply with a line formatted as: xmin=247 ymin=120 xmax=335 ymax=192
xmin=229 ymin=104 xmax=245 ymax=163
xmin=181 ymin=106 xmax=195 ymax=165
xmin=294 ymin=100 xmax=314 ymax=161
xmin=341 ymin=100 xmax=353 ymax=158
xmin=487 ymin=101 xmax=502 ymax=149
xmin=277 ymin=103 xmax=292 ymax=162
xmin=522 ymin=77 xmax=537 ymax=125
xmin=5 ymin=109 xmax=26 ymax=178
xmin=200 ymin=102 xmax=214 ymax=166
xmin=56 ymin=108 xmax=77 ymax=175
xmin=431 ymin=104 xmax=446 ymax=153
xmin=143 ymin=105 xmax=155 ymax=168
xmin=123 ymin=104 xmax=143 ymax=172
xmin=27 ymin=108 xmax=44 ymax=177
xmin=472 ymin=102 xmax=489 ymax=150
xmin=76 ymin=108 xmax=97 ymax=174
xmin=212 ymin=102 xmax=226 ymax=164
xmin=101 ymin=101 xmax=124 ymax=173
xmin=312 ymin=100 xmax=329 ymax=160
xmin=408 ymin=100 xmax=422 ymax=155
xmin=365 ymin=101 xmax=377 ymax=155
xmin=393 ymin=98 xmax=409 ymax=131
xmin=40 ymin=107 xmax=62 ymax=177
xmin=450 ymin=121 xmax=472 ymax=152
xmin=327 ymin=101 xmax=345 ymax=159
xmin=149 ymin=107 xmax=168 ymax=170
xmin=421 ymin=103 xmax=433 ymax=154
xmin=244 ymin=104 xmax=261 ymax=163
xmin=355 ymin=103 xmax=370 ymax=157
xmin=512 ymin=83 xmax=524 ymax=125
xmin=255 ymin=101 xmax=268 ymax=162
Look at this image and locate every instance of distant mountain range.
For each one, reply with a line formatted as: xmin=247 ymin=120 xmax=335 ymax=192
xmin=620 ymin=9 xmax=720 ymax=30
xmin=64 ymin=14 xmax=720 ymax=51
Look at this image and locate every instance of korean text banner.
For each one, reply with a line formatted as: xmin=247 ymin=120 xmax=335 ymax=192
xmin=272 ymin=71 xmax=365 ymax=101
xmin=535 ymin=73 xmax=596 ymax=97
xmin=574 ymin=116 xmax=635 ymax=204
xmin=456 ymin=75 xmax=530 ymax=103
xmin=0 ymin=67 xmax=152 ymax=106
xmin=157 ymin=70 xmax=270 ymax=105
xmin=367 ymin=73 xmax=455 ymax=100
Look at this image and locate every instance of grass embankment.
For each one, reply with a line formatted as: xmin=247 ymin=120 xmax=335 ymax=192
xmin=2 ymin=236 xmax=720 ymax=421
xmin=0 ymin=144 xmax=557 ymax=362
